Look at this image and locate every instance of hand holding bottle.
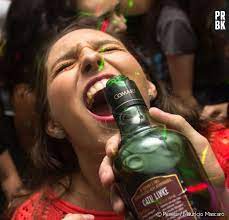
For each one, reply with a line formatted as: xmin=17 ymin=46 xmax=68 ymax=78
xmin=99 ymin=107 xmax=226 ymax=214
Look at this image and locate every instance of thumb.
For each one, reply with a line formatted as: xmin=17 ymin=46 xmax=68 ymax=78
xmin=149 ymin=107 xmax=193 ymax=135
xmin=62 ymin=214 xmax=94 ymax=220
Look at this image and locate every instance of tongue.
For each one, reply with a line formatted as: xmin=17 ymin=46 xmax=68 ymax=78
xmin=92 ymin=103 xmax=111 ymax=116
xmin=90 ymin=90 xmax=112 ymax=116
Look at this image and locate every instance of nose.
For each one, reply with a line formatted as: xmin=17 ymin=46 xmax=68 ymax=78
xmin=80 ymin=47 xmax=103 ymax=74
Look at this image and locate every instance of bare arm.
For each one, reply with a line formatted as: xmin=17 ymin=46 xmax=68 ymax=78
xmin=120 ymin=0 xmax=152 ymax=15
xmin=167 ymin=54 xmax=194 ymax=97
xmin=201 ymin=103 xmax=229 ymax=121
xmin=166 ymin=54 xmax=198 ymax=107
xmin=0 ymin=150 xmax=22 ymax=200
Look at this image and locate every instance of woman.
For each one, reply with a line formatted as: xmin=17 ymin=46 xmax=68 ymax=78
xmin=0 ymin=1 xmax=149 ymax=212
xmin=11 ymin=24 xmax=227 ymax=219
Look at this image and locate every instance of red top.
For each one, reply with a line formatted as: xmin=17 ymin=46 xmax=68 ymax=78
xmin=12 ymin=122 xmax=229 ymax=220
xmin=12 ymin=190 xmax=124 ymax=220
xmin=203 ymin=122 xmax=229 ymax=188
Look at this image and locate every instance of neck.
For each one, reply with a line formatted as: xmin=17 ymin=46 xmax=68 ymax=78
xmin=59 ymin=153 xmax=112 ymax=211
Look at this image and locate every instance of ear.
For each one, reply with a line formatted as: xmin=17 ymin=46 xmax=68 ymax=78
xmin=147 ymin=80 xmax=157 ymax=100
xmin=46 ymin=120 xmax=66 ymax=139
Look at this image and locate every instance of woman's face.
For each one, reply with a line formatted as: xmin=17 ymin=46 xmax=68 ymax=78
xmin=75 ymin=0 xmax=127 ymax=33
xmin=46 ymin=29 xmax=151 ymax=153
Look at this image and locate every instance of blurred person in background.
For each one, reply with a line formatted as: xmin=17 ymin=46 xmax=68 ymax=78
xmin=0 ymin=0 xmax=23 ymax=213
xmin=2 ymin=0 xmax=77 ymax=155
xmin=0 ymin=96 xmax=22 ymax=209
xmin=142 ymin=0 xmax=229 ymax=122
xmin=0 ymin=0 xmax=72 ymax=214
xmin=0 ymin=0 xmax=10 ymax=38
xmin=201 ymin=1 xmax=229 ymax=121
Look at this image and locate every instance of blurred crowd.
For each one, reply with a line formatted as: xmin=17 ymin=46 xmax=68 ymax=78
xmin=0 ymin=0 xmax=228 ymax=218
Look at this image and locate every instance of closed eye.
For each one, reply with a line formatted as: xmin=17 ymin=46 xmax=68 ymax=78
xmin=54 ymin=61 xmax=76 ymax=75
xmin=99 ymin=46 xmax=123 ymax=53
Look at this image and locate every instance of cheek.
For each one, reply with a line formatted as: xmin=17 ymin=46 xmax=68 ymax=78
xmin=106 ymin=52 xmax=149 ymax=98
xmin=106 ymin=52 xmax=143 ymax=75
xmin=47 ymin=73 xmax=76 ymax=119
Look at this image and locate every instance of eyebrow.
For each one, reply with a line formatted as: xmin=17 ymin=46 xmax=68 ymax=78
xmin=92 ymin=39 xmax=123 ymax=50
xmin=50 ymin=47 xmax=77 ymax=72
xmin=50 ymin=39 xmax=123 ymax=72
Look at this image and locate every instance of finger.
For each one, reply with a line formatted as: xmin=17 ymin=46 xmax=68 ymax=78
xmin=110 ymin=184 xmax=125 ymax=214
xmin=105 ymin=133 xmax=121 ymax=158
xmin=149 ymin=107 xmax=207 ymax=153
xmin=215 ymin=113 xmax=226 ymax=121
xmin=200 ymin=106 xmax=215 ymax=120
xmin=99 ymin=156 xmax=115 ymax=188
xmin=149 ymin=108 xmax=225 ymax=187
xmin=149 ymin=107 xmax=198 ymax=137
xmin=62 ymin=213 xmax=94 ymax=220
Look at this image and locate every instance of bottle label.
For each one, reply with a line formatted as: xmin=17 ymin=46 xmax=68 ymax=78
xmin=131 ymin=174 xmax=196 ymax=220
xmin=114 ymin=89 xmax=136 ymax=99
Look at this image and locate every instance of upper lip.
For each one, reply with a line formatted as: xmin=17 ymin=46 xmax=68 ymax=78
xmin=83 ymin=73 xmax=118 ymax=107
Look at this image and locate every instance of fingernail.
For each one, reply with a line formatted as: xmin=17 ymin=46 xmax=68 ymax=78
xmin=111 ymin=147 xmax=117 ymax=156
xmin=83 ymin=214 xmax=94 ymax=220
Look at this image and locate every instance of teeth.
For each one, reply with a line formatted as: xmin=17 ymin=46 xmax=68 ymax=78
xmin=86 ymin=78 xmax=110 ymax=106
xmin=94 ymin=81 xmax=104 ymax=90
xmin=90 ymin=87 xmax=97 ymax=95
xmin=87 ymin=91 xmax=92 ymax=100
xmin=101 ymin=79 xmax=109 ymax=86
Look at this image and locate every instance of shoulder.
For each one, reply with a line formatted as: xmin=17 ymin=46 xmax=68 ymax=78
xmin=158 ymin=5 xmax=191 ymax=29
xmin=12 ymin=192 xmax=42 ymax=220
xmin=157 ymin=6 xmax=194 ymax=38
xmin=156 ymin=5 xmax=197 ymax=54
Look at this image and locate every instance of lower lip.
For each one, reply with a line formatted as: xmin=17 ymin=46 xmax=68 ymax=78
xmin=88 ymin=110 xmax=115 ymax=123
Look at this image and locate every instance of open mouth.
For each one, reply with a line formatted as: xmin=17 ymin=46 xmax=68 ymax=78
xmin=84 ymin=75 xmax=115 ymax=122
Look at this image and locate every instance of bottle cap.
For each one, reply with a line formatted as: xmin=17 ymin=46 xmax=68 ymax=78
xmin=105 ymin=75 xmax=146 ymax=114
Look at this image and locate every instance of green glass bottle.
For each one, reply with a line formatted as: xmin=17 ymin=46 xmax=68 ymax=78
xmin=105 ymin=75 xmax=223 ymax=220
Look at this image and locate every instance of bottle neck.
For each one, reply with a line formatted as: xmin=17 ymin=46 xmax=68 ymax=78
xmin=114 ymin=105 xmax=151 ymax=138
